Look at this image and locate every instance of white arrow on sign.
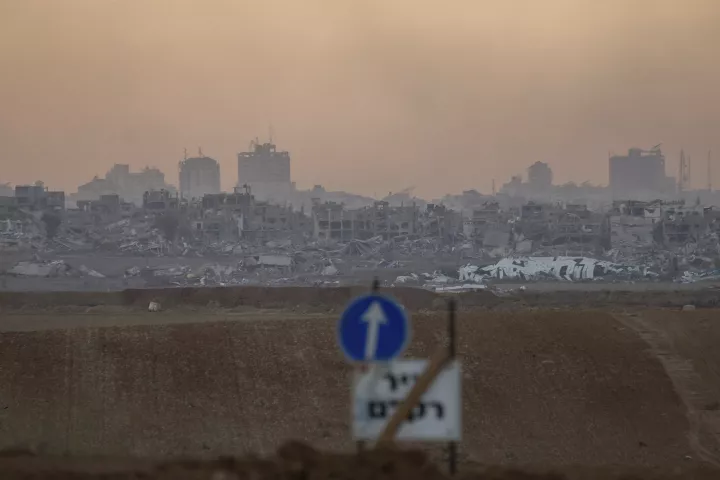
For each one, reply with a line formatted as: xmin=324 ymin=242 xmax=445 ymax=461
xmin=361 ymin=301 xmax=387 ymax=360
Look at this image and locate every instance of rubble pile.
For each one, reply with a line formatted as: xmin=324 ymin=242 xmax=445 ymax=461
xmin=7 ymin=259 xmax=104 ymax=279
xmin=4 ymin=188 xmax=720 ymax=290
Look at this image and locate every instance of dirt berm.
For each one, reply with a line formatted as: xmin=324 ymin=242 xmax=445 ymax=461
xmin=2 ymin=284 xmax=720 ymax=310
xmin=1 ymin=441 xmax=719 ymax=479
xmin=1 ymin=300 xmax=712 ymax=469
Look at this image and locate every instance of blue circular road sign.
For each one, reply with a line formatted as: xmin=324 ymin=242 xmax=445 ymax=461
xmin=338 ymin=294 xmax=410 ymax=362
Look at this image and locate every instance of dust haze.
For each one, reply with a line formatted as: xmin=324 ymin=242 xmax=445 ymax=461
xmin=1 ymin=0 xmax=719 ymax=197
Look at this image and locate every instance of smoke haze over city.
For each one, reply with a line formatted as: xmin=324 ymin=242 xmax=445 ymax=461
xmin=1 ymin=0 xmax=719 ymax=198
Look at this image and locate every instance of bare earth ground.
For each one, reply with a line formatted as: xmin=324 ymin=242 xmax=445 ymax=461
xmin=2 ymin=287 xmax=720 ymax=478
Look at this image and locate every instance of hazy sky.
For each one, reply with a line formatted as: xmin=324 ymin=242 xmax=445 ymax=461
xmin=1 ymin=0 xmax=719 ymax=198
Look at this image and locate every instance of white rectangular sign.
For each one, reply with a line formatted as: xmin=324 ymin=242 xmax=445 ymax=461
xmin=352 ymin=359 xmax=461 ymax=441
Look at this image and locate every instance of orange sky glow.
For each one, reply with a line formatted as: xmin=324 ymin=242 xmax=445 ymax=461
xmin=1 ymin=0 xmax=719 ymax=198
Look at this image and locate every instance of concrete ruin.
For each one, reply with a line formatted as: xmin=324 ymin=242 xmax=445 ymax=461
xmin=6 ymin=140 xmax=720 ymax=291
xmin=73 ymin=164 xmax=174 ymax=206
xmin=15 ymin=183 xmax=65 ymax=211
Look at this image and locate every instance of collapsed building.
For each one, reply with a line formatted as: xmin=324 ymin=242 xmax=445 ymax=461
xmin=551 ymin=204 xmax=606 ymax=246
xmin=659 ymin=204 xmax=709 ymax=245
xmin=73 ymin=164 xmax=175 ymax=206
xmin=463 ymin=202 xmax=512 ymax=250
xmin=198 ymin=188 xmax=310 ymax=242
xmin=76 ymin=194 xmax=135 ymax=220
xmin=310 ymin=201 xmax=461 ymax=242
xmin=143 ymin=190 xmax=179 ymax=211
xmin=14 ymin=183 xmax=65 ymax=211
xmin=608 ymin=200 xmax=713 ymax=248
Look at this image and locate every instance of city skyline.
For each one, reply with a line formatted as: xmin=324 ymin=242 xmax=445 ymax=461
xmin=2 ymin=0 xmax=719 ymax=197
xmin=3 ymin=141 xmax=715 ymax=200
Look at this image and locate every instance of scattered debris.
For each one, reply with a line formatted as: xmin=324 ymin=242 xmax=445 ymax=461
xmin=79 ymin=265 xmax=105 ymax=278
xmin=4 ymin=185 xmax=720 ymax=291
xmin=8 ymin=260 xmax=72 ymax=278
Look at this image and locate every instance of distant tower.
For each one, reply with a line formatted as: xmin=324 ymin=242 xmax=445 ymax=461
xmin=237 ymin=138 xmax=291 ymax=198
xmin=527 ymin=161 xmax=553 ymax=190
xmin=678 ymin=149 xmax=689 ymax=192
xmin=179 ymin=151 xmax=221 ymax=199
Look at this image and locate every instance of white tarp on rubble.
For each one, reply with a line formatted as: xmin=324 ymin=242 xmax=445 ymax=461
xmin=459 ymin=256 xmax=651 ymax=283
xmin=679 ymin=269 xmax=720 ymax=283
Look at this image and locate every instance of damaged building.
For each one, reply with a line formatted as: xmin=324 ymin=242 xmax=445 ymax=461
xmin=194 ymin=188 xmax=310 ymax=242
xmin=237 ymin=139 xmax=293 ymax=201
xmin=549 ymin=204 xmax=606 ymax=247
xmin=463 ymin=201 xmax=608 ymax=254
xmin=421 ymin=204 xmax=461 ymax=241
xmin=658 ymin=204 xmax=708 ymax=245
xmin=463 ymin=202 xmax=510 ymax=245
xmin=74 ymin=164 xmax=174 ymax=206
xmin=312 ymin=201 xmax=418 ymax=241
xmin=0 ymin=196 xmax=18 ymax=218
xmin=143 ymin=190 xmax=179 ymax=211
xmin=609 ymin=200 xmax=661 ymax=248
xmin=15 ymin=183 xmax=65 ymax=211
xmin=179 ymin=152 xmax=221 ymax=200
xmin=76 ymin=194 xmax=134 ymax=217
xmin=609 ymin=146 xmax=676 ymax=199
xmin=608 ymin=200 xmax=715 ymax=248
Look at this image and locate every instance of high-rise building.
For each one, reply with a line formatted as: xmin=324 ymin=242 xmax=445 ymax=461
xmin=527 ymin=162 xmax=553 ymax=190
xmin=179 ymin=154 xmax=221 ymax=200
xmin=609 ymin=146 xmax=674 ymax=198
xmin=237 ymin=139 xmax=291 ymax=199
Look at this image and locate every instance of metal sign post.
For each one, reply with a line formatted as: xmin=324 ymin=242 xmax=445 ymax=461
xmin=447 ymin=298 xmax=458 ymax=475
xmin=339 ymin=279 xmax=462 ymax=475
xmin=357 ymin=278 xmax=380 ymax=454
